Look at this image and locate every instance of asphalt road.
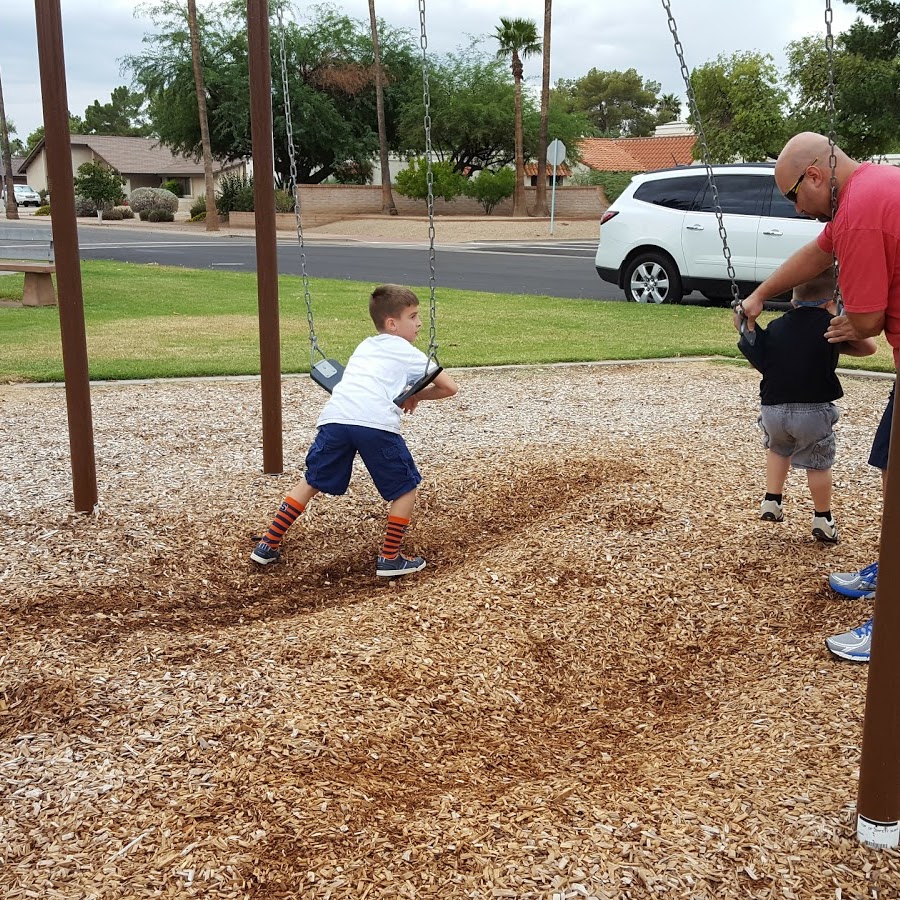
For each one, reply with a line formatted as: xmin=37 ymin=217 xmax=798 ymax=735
xmin=5 ymin=216 xmax=727 ymax=304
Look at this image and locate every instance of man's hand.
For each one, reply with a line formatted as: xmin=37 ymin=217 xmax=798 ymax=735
xmin=825 ymin=314 xmax=862 ymax=344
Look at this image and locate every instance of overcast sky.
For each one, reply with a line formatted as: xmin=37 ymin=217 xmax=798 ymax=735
xmin=2 ymin=0 xmax=859 ymax=148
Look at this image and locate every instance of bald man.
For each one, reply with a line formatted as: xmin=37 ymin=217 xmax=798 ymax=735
xmin=741 ymin=132 xmax=900 ymax=663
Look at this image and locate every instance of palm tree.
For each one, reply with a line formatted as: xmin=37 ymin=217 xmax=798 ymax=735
xmin=368 ymin=0 xmax=396 ymax=215
xmin=657 ymin=92 xmax=682 ymax=126
xmin=187 ymin=0 xmax=219 ymax=231
xmin=0 ymin=69 xmax=19 ymax=220
xmin=493 ymin=17 xmax=541 ymax=218
xmin=534 ymin=0 xmax=552 ymax=218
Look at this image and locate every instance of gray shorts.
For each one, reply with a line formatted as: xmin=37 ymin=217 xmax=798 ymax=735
xmin=758 ymin=402 xmax=840 ymax=470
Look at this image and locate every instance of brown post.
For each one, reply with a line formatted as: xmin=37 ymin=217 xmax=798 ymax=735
xmin=247 ymin=0 xmax=283 ymax=474
xmin=856 ymin=374 xmax=900 ymax=849
xmin=34 ymin=0 xmax=97 ymax=512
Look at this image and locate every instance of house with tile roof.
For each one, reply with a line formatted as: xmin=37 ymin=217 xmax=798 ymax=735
xmin=576 ymin=132 xmax=697 ymax=174
xmin=17 ymin=135 xmax=245 ymax=198
xmin=1 ymin=157 xmax=28 ymax=185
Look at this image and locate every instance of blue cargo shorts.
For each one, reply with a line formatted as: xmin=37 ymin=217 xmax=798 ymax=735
xmin=304 ymin=423 xmax=421 ymax=501
xmin=758 ymin=402 xmax=840 ymax=470
xmin=868 ymin=385 xmax=895 ymax=471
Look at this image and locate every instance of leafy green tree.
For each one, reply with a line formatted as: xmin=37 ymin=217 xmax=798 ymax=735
xmin=463 ymin=167 xmax=516 ymax=214
xmin=25 ymin=112 xmax=86 ymax=154
xmin=690 ymin=51 xmax=787 ymax=162
xmin=83 ymin=86 xmax=152 ymax=136
xmin=126 ymin=2 xmax=420 ymax=185
xmin=73 ymin=161 xmax=125 ymax=221
xmin=399 ymin=47 xmax=587 ymax=182
xmin=493 ymin=17 xmax=541 ymax=217
xmin=395 ymin=157 xmax=465 ymax=203
xmin=785 ymin=0 xmax=900 ymax=159
xmin=555 ymin=68 xmax=661 ymax=136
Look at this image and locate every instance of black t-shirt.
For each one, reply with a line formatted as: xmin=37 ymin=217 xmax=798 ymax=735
xmin=738 ymin=307 xmax=842 ymax=405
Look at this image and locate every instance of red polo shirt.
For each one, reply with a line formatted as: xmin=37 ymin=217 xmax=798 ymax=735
xmin=817 ymin=161 xmax=900 ymax=366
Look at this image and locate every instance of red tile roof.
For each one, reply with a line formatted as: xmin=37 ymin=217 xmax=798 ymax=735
xmin=524 ymin=162 xmax=571 ymax=176
xmin=577 ymin=135 xmax=697 ymax=172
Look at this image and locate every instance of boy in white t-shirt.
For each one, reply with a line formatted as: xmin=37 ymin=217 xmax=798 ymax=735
xmin=251 ymin=284 xmax=458 ymax=577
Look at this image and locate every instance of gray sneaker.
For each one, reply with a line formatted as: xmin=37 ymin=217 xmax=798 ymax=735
xmin=759 ymin=498 xmax=784 ymax=522
xmin=376 ymin=554 xmax=426 ymax=578
xmin=829 ymin=562 xmax=878 ymax=598
xmin=812 ymin=514 xmax=838 ymax=544
xmin=825 ymin=617 xmax=873 ymax=663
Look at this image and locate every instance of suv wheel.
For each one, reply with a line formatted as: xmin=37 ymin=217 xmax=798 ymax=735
xmin=623 ymin=252 xmax=683 ymax=304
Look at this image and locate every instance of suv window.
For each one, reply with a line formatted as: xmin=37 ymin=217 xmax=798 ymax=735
xmin=634 ymin=175 xmax=706 ymax=210
xmin=766 ymin=182 xmax=814 ymax=220
xmin=694 ymin=174 xmax=764 ymax=216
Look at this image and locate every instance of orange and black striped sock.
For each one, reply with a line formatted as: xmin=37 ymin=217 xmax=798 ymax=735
xmin=380 ymin=515 xmax=409 ymax=560
xmin=261 ymin=496 xmax=305 ymax=548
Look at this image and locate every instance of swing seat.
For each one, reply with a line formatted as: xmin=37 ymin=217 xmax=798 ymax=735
xmin=394 ymin=365 xmax=444 ymax=407
xmin=311 ymin=358 xmax=345 ymax=393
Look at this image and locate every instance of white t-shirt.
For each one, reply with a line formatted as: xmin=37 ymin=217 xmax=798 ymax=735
xmin=317 ymin=334 xmax=435 ymax=433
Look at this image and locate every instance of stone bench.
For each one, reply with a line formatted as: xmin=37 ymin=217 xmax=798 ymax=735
xmin=0 ymin=224 xmax=56 ymax=307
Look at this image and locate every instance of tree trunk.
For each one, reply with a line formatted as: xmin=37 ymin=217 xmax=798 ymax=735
xmin=0 ymin=71 xmax=19 ymax=221
xmin=368 ymin=0 xmax=396 ymax=215
xmin=534 ymin=0 xmax=552 ymax=218
xmin=187 ymin=0 xmax=219 ymax=232
xmin=512 ymin=55 xmax=526 ymax=218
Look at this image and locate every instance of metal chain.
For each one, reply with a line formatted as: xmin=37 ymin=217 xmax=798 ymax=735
xmin=275 ymin=4 xmax=323 ymax=365
xmin=418 ymin=0 xmax=439 ymax=366
xmin=825 ymin=0 xmax=842 ymax=312
xmin=661 ymin=0 xmax=739 ymax=308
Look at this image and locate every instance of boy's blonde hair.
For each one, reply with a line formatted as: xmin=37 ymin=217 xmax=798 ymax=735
xmin=792 ymin=268 xmax=836 ymax=304
xmin=370 ymin=284 xmax=419 ymax=329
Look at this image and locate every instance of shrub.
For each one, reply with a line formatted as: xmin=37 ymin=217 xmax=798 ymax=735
xmin=73 ymin=195 xmax=97 ymax=217
xmin=35 ymin=205 xmax=51 ymax=216
xmin=216 ymin=173 xmax=253 ymax=215
xmin=114 ymin=205 xmax=134 ymax=219
xmin=463 ymin=167 xmax=516 ymax=215
xmin=395 ymin=158 xmax=465 ymax=203
xmin=38 ymin=189 xmax=49 ymax=205
xmin=161 ymin=179 xmax=184 ymax=197
xmin=274 ymin=188 xmax=295 ymax=213
xmin=129 ymin=187 xmax=179 ymax=216
xmin=73 ymin=160 xmax=125 ymax=214
xmin=571 ymin=169 xmax=635 ymax=204
xmin=189 ymin=212 xmax=207 ymax=223
xmin=147 ymin=209 xmax=175 ymax=222
xmin=139 ymin=210 xmax=150 ymax=221
xmin=103 ymin=206 xmax=125 ymax=221
xmin=190 ymin=194 xmax=207 ymax=218
xmin=332 ymin=159 xmax=373 ymax=185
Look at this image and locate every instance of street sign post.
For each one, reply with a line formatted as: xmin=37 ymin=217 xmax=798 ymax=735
xmin=547 ymin=138 xmax=566 ymax=235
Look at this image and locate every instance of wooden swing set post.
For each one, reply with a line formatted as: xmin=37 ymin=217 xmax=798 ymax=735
xmin=34 ymin=0 xmax=97 ymax=512
xmin=247 ymin=0 xmax=283 ymax=474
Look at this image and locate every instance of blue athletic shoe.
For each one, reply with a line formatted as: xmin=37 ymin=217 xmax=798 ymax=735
xmin=829 ymin=562 xmax=877 ymax=598
xmin=250 ymin=542 xmax=280 ymax=565
xmin=825 ymin=617 xmax=873 ymax=663
xmin=376 ymin=554 xmax=426 ymax=577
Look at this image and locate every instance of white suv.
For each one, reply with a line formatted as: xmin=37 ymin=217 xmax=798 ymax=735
xmin=595 ymin=164 xmax=823 ymax=303
xmin=1 ymin=184 xmax=42 ymax=207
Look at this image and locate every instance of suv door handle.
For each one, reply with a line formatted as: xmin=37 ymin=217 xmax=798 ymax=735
xmin=685 ymin=224 xmax=704 ymax=231
xmin=762 ymin=228 xmax=784 ymax=236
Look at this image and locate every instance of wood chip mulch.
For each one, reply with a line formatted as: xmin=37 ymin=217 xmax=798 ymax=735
xmin=1 ymin=360 xmax=898 ymax=899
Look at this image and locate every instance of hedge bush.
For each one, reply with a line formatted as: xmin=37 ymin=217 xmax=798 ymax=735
xmin=129 ymin=187 xmax=179 ymax=216
xmin=74 ymin=195 xmax=97 ymax=217
xmin=146 ymin=209 xmax=175 ymax=223
xmin=190 ymin=194 xmax=206 ymax=218
xmin=35 ymin=205 xmax=51 ymax=216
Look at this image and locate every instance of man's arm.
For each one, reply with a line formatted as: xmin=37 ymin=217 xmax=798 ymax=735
xmin=741 ymin=240 xmax=834 ymax=324
xmin=825 ymin=310 xmax=886 ymax=344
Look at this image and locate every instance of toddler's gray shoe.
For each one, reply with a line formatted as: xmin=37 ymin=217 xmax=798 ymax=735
xmin=812 ymin=514 xmax=838 ymax=544
xmin=759 ymin=498 xmax=784 ymax=522
xmin=825 ymin=617 xmax=873 ymax=663
xmin=376 ymin=554 xmax=426 ymax=577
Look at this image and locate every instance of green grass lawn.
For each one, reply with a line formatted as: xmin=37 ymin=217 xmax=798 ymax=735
xmin=0 ymin=260 xmax=895 ymax=381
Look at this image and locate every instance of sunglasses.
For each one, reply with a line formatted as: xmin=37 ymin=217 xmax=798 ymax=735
xmin=784 ymin=156 xmax=818 ymax=203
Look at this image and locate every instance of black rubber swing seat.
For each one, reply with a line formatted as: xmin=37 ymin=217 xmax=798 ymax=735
xmin=311 ymin=358 xmax=345 ymax=393
xmin=394 ymin=365 xmax=443 ymax=407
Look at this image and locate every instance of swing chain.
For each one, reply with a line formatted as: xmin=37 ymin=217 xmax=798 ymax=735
xmin=825 ymin=0 xmax=842 ymax=312
xmin=275 ymin=4 xmax=323 ymax=365
xmin=661 ymin=0 xmax=739 ymax=309
xmin=418 ymin=0 xmax=439 ymax=365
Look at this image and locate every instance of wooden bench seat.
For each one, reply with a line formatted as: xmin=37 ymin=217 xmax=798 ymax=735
xmin=0 ymin=224 xmax=56 ymax=307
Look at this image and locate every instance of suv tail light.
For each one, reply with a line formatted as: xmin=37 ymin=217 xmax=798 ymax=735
xmin=600 ymin=210 xmax=619 ymax=225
